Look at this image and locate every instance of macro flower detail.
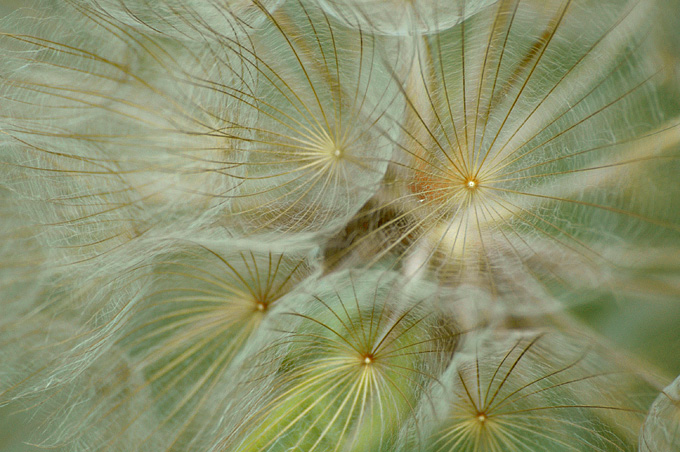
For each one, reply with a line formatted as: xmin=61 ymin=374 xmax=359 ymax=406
xmin=216 ymin=271 xmax=458 ymax=452
xmin=317 ymin=0 xmax=499 ymax=35
xmin=328 ymin=0 xmax=680 ymax=313
xmin=221 ymin=0 xmax=406 ymax=235
xmin=1 ymin=0 xmax=679 ymax=451
xmin=75 ymin=0 xmax=285 ymax=41
xmin=406 ymin=332 xmax=657 ymax=451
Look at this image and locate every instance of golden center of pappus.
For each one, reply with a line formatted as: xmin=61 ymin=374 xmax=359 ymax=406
xmin=362 ymin=354 xmax=374 ymax=365
xmin=255 ymin=301 xmax=267 ymax=312
xmin=316 ymin=135 xmax=345 ymax=161
xmin=464 ymin=178 xmax=479 ymax=190
xmin=476 ymin=412 xmax=488 ymax=424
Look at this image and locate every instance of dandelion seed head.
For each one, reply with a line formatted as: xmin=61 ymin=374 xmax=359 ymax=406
xmin=325 ymin=0 xmax=680 ymax=316
xmin=220 ymin=0 xmax=402 ymax=235
xmin=219 ymin=271 xmax=458 ymax=452
xmin=408 ymin=331 xmax=658 ymax=452
xmin=317 ymin=137 xmax=344 ymax=161
xmin=2 ymin=0 xmax=679 ymax=451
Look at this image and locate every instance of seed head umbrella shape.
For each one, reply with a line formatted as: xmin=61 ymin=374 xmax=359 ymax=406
xmin=0 ymin=0 xmax=679 ymax=450
xmin=216 ymin=270 xmax=459 ymax=452
xmin=0 ymin=239 xmax=315 ymax=451
xmin=328 ymin=0 xmax=680 ymax=312
xmin=222 ymin=0 xmax=407 ymax=236
xmin=405 ymin=331 xmax=659 ymax=452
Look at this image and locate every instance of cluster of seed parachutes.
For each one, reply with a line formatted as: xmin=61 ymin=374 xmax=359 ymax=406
xmin=0 ymin=0 xmax=679 ymax=451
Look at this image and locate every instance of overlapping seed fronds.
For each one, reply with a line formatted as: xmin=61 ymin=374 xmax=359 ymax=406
xmin=1 ymin=0 xmax=410 ymax=243
xmin=218 ymin=0 xmax=407 ymax=235
xmin=327 ymin=0 xmax=680 ymax=312
xmin=406 ymin=331 xmax=658 ymax=451
xmin=1 ymin=0 xmax=679 ymax=450
xmin=0 ymin=239 xmax=309 ymax=451
xmin=217 ymin=270 xmax=458 ymax=452
xmin=93 ymin=241 xmax=317 ymax=451
xmin=0 ymin=7 xmax=242 ymax=266
xmin=75 ymin=0 xmax=284 ymax=41
xmin=2 ymin=238 xmax=317 ymax=451
xmin=0 ymin=8 xmax=150 ymax=266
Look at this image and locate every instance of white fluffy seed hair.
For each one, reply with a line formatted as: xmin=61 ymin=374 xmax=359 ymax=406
xmin=0 ymin=231 xmax=322 ymax=450
xmin=211 ymin=268 xmax=459 ymax=452
xmin=0 ymin=0 xmax=679 ymax=450
xmin=1 ymin=0 xmax=415 ymax=243
xmin=74 ymin=0 xmax=286 ymax=41
xmin=325 ymin=0 xmax=680 ymax=310
xmin=400 ymin=330 xmax=663 ymax=452
xmin=640 ymin=374 xmax=680 ymax=451
xmin=317 ymin=0 xmax=500 ymax=35
xmin=0 ymin=3 xmax=254 ymax=250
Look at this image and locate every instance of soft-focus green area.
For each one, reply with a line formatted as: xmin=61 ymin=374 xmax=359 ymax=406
xmin=572 ymin=295 xmax=680 ymax=376
xmin=0 ymin=404 xmax=47 ymax=452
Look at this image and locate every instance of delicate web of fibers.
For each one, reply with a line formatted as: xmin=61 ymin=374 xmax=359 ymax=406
xmin=317 ymin=0 xmax=500 ymax=36
xmin=75 ymin=0 xmax=286 ymax=41
xmin=326 ymin=0 xmax=680 ymax=312
xmin=640 ymin=374 xmax=680 ymax=451
xmin=401 ymin=331 xmax=658 ymax=452
xmin=0 ymin=0 xmax=679 ymax=451
xmin=214 ymin=270 xmax=458 ymax=452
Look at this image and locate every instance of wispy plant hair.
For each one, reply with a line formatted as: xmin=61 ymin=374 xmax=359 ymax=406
xmin=317 ymin=0 xmax=500 ymax=36
xmin=215 ymin=269 xmax=459 ymax=452
xmin=1 ymin=237 xmax=318 ymax=451
xmin=324 ymin=0 xmax=680 ymax=313
xmin=75 ymin=0 xmax=285 ymax=41
xmin=640 ymin=374 xmax=680 ymax=451
xmin=1 ymin=0 xmax=679 ymax=450
xmin=405 ymin=330 xmax=660 ymax=452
